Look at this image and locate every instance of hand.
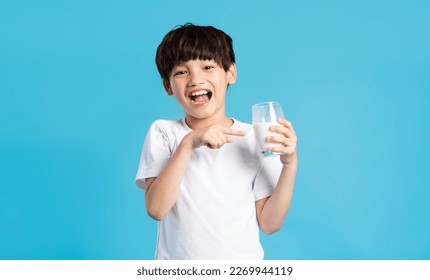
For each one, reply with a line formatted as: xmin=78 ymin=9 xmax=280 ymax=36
xmin=267 ymin=118 xmax=298 ymax=166
xmin=183 ymin=124 xmax=246 ymax=150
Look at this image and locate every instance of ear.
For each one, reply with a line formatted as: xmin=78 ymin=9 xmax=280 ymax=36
xmin=227 ymin=63 xmax=237 ymax=85
xmin=163 ymin=79 xmax=173 ymax=96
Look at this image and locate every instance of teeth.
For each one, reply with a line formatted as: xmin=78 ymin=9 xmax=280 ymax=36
xmin=190 ymin=90 xmax=209 ymax=97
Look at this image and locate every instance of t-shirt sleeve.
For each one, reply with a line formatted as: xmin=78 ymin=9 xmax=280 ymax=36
xmin=135 ymin=121 xmax=172 ymax=189
xmin=253 ymin=156 xmax=283 ymax=201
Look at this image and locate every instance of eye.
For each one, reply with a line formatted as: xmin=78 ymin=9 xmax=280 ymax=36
xmin=173 ymin=70 xmax=187 ymax=76
xmin=203 ymin=65 xmax=215 ymax=70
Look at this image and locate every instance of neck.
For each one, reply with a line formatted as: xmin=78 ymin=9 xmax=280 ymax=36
xmin=185 ymin=114 xmax=233 ymax=130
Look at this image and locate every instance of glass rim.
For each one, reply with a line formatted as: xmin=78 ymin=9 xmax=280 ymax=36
xmin=252 ymin=101 xmax=281 ymax=108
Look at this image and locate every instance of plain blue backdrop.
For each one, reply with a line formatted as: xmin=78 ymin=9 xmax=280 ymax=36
xmin=1 ymin=0 xmax=429 ymax=259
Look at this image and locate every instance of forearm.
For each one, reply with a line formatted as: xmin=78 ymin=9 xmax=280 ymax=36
xmin=145 ymin=139 xmax=194 ymax=221
xmin=259 ymin=160 xmax=298 ymax=234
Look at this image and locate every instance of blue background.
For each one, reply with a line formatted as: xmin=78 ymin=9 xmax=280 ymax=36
xmin=1 ymin=0 xmax=429 ymax=259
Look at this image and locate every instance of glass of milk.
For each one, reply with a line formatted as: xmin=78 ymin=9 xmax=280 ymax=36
xmin=252 ymin=101 xmax=284 ymax=157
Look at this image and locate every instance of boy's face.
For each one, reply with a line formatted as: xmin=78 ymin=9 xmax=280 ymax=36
xmin=164 ymin=59 xmax=236 ymax=125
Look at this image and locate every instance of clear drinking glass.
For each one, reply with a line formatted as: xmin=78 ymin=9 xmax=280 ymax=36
xmin=252 ymin=101 xmax=284 ymax=157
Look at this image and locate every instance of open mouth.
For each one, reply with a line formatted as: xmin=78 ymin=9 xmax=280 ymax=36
xmin=189 ymin=90 xmax=213 ymax=105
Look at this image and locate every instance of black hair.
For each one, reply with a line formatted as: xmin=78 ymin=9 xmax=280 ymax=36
xmin=155 ymin=23 xmax=235 ymax=81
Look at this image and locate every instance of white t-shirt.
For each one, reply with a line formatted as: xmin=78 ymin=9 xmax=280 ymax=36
xmin=135 ymin=118 xmax=282 ymax=260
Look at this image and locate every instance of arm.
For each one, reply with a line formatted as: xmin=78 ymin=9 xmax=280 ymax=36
xmin=144 ymin=139 xmax=193 ymax=221
xmin=255 ymin=118 xmax=298 ymax=234
xmin=144 ymin=125 xmax=246 ymax=221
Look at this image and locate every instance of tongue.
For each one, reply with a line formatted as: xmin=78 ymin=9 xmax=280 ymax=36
xmin=194 ymin=94 xmax=209 ymax=103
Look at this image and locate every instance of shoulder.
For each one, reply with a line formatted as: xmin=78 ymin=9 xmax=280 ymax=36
xmin=149 ymin=119 xmax=184 ymax=133
xmin=232 ymin=119 xmax=255 ymax=142
xmin=230 ymin=118 xmax=261 ymax=156
xmin=147 ymin=119 xmax=188 ymax=146
xmin=151 ymin=119 xmax=181 ymax=128
xmin=231 ymin=118 xmax=252 ymax=132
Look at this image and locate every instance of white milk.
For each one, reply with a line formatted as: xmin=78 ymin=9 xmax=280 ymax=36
xmin=253 ymin=122 xmax=283 ymax=156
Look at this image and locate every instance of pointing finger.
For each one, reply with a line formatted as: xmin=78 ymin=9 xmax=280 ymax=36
xmin=223 ymin=128 xmax=247 ymax=136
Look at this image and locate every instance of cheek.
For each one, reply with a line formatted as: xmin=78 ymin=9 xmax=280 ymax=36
xmin=173 ymin=93 xmax=189 ymax=107
xmin=169 ymin=84 xmax=182 ymax=97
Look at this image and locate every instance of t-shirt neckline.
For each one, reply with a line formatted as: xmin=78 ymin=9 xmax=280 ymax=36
xmin=180 ymin=118 xmax=238 ymax=132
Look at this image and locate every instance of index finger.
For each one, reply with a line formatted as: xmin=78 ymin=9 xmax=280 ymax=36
xmin=222 ymin=127 xmax=247 ymax=136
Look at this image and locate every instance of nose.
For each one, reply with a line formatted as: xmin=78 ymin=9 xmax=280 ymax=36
xmin=187 ymin=70 xmax=204 ymax=87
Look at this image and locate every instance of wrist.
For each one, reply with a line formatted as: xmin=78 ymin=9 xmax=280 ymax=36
xmin=281 ymin=153 xmax=298 ymax=168
xmin=180 ymin=134 xmax=196 ymax=152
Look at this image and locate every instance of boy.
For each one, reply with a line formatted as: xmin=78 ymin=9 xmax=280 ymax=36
xmin=135 ymin=23 xmax=298 ymax=260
